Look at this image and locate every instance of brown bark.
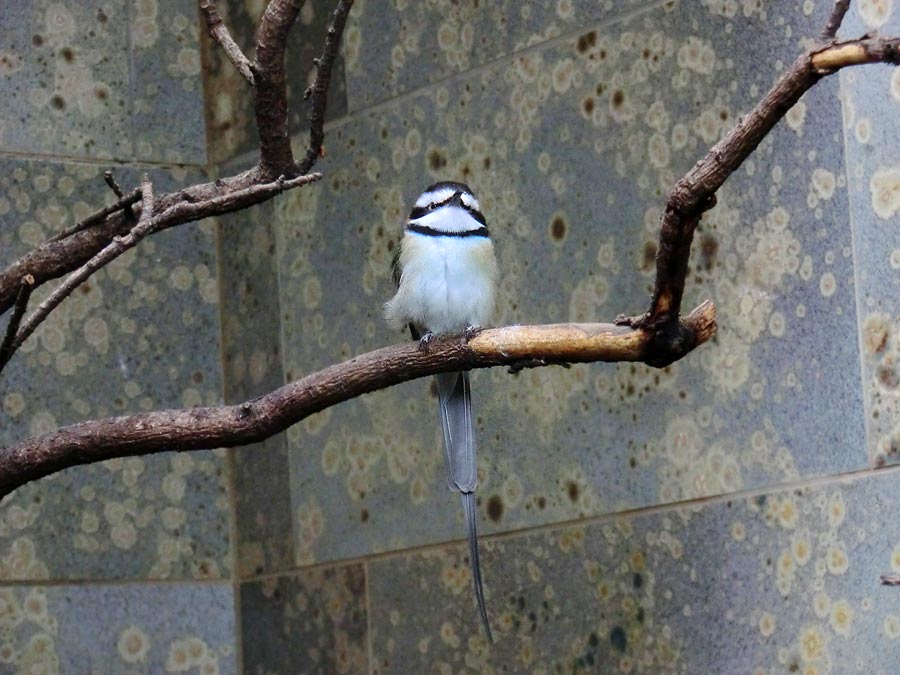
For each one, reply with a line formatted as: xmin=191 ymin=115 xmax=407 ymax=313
xmin=621 ymin=34 xmax=900 ymax=331
xmin=0 ymin=302 xmax=715 ymax=500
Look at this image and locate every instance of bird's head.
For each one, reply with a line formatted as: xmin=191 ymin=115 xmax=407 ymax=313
xmin=408 ymin=181 xmax=486 ymax=233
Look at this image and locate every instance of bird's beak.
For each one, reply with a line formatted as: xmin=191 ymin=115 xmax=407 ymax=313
xmin=449 ymin=191 xmax=463 ymax=207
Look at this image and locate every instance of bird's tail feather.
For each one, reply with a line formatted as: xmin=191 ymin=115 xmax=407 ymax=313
xmin=435 ymin=372 xmax=492 ymax=641
xmin=463 ymin=491 xmax=493 ymax=643
xmin=435 ymin=371 xmax=476 ymax=492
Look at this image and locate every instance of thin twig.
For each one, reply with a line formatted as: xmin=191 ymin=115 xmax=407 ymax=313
xmin=882 ymin=574 xmax=900 ymax=586
xmin=0 ymin=173 xmax=321 ymax=370
xmin=0 ymin=275 xmax=35 ymax=372
xmin=298 ymin=0 xmax=354 ymax=174
xmin=5 ymin=176 xmax=156 ymax=365
xmin=103 ymin=171 xmax=125 ymax=198
xmin=46 ymin=189 xmax=142 ymax=244
xmin=199 ymin=0 xmax=256 ymax=84
xmin=1 ymin=170 xmax=320 ymax=316
xmin=102 ymin=171 xmax=135 ymax=220
xmin=820 ymin=0 xmax=852 ymax=42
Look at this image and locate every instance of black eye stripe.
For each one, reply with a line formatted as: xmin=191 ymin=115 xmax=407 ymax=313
xmin=466 ymin=208 xmax=486 ymax=226
xmin=408 ymin=195 xmax=484 ymax=222
xmin=406 ymin=223 xmax=490 ymax=238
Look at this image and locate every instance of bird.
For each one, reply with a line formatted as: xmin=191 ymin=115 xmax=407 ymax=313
xmin=385 ymin=180 xmax=499 ymax=642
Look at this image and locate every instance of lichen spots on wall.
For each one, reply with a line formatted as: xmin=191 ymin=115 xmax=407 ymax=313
xmin=870 ymin=167 xmax=900 ymax=219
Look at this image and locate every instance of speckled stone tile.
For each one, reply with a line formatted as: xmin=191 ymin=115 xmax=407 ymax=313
xmin=240 ymin=564 xmax=368 ymax=674
xmin=0 ymin=158 xmax=229 ymax=580
xmin=0 ymin=0 xmax=131 ymax=158
xmin=369 ymin=469 xmax=900 ymax=673
xmin=0 ymin=581 xmax=235 ymax=673
xmin=343 ymin=0 xmax=662 ymax=110
xmin=277 ymin=0 xmax=867 ymax=565
xmin=129 ymin=0 xmax=208 ymax=165
xmin=838 ymin=5 xmax=900 ymax=467
xmin=201 ymin=0 xmax=349 ymax=165
xmin=219 ymin=201 xmax=296 ymax=578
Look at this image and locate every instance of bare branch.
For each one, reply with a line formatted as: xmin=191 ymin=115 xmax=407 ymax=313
xmin=622 ymin=33 xmax=899 ymax=330
xmin=253 ymin=0 xmax=306 ymax=177
xmin=0 ymin=1 xmax=343 ymax=315
xmin=103 ymin=170 xmax=126 ymax=198
xmin=0 ymin=170 xmax=320 ymax=316
xmin=104 ymin=170 xmax=136 ymax=222
xmin=45 ymin=188 xmax=141 ymax=245
xmin=298 ymin=0 xmax=354 ymax=173
xmin=812 ymin=36 xmax=900 ymax=72
xmin=0 ymin=172 xmax=321 ymax=370
xmin=820 ymin=0 xmax=852 ymax=42
xmin=199 ymin=0 xmax=256 ymax=84
xmin=0 ymin=275 xmax=35 ymax=370
xmin=0 ymin=301 xmax=716 ymax=501
xmin=0 ymin=176 xmax=156 ymax=373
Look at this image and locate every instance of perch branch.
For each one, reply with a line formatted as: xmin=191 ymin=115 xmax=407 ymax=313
xmin=0 ymin=301 xmax=716 ymax=501
xmin=621 ymin=32 xmax=900 ymax=331
xmin=199 ymin=0 xmax=255 ymax=84
xmin=298 ymin=0 xmax=354 ymax=173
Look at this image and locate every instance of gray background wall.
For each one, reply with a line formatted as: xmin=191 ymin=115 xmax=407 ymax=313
xmin=1 ymin=0 xmax=899 ymax=673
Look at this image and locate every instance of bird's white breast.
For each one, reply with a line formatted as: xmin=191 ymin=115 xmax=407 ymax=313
xmin=385 ymin=233 xmax=498 ymax=335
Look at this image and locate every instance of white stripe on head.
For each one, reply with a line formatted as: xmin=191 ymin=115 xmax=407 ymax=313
xmin=409 ymin=205 xmax=484 ymax=233
xmin=414 ymin=183 xmax=481 ymax=212
xmin=415 ymin=186 xmax=457 ymax=209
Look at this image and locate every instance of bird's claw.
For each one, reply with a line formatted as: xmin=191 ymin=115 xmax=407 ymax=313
xmin=463 ymin=325 xmax=479 ymax=342
xmin=418 ymin=331 xmax=434 ymax=352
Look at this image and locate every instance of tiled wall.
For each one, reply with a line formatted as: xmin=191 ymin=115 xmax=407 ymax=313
xmin=231 ymin=0 xmax=900 ymax=673
xmin=0 ymin=0 xmax=235 ymax=672
xmin=3 ymin=0 xmax=899 ymax=673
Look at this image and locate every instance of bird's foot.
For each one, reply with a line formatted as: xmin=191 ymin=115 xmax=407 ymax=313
xmin=463 ymin=325 xmax=480 ymax=342
xmin=418 ymin=331 xmax=434 ymax=352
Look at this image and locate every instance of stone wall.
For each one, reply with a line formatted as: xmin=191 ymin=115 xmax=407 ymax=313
xmin=1 ymin=0 xmax=899 ymax=673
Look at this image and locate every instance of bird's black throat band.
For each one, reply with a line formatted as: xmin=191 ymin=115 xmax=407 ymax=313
xmin=406 ymin=223 xmax=490 ymax=238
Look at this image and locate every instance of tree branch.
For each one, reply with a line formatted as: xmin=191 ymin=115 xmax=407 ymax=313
xmin=199 ymin=0 xmax=255 ymax=84
xmin=621 ymin=32 xmax=899 ymax=331
xmin=811 ymin=36 xmax=900 ymax=72
xmin=0 ymin=0 xmax=352 ymax=317
xmin=1 ymin=7 xmax=897 ymax=503
xmin=0 ymin=302 xmax=716 ymax=501
xmin=819 ymin=0 xmax=851 ymax=42
xmin=0 ymin=172 xmax=322 ymax=371
xmin=298 ymin=0 xmax=354 ymax=173
xmin=45 ymin=188 xmax=141 ymax=244
xmin=0 ymin=176 xmax=156 ymax=376
xmin=0 ymin=275 xmax=34 ymax=368
xmin=253 ymin=0 xmax=306 ymax=177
